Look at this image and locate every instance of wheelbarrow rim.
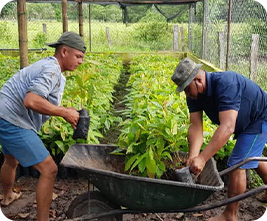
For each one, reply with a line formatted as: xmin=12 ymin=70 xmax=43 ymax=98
xmin=63 ymin=163 xmax=224 ymax=192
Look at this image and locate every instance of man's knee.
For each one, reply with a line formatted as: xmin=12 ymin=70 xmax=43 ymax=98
xmin=34 ymin=156 xmax=58 ymax=179
xmin=3 ymin=155 xmax=19 ymax=169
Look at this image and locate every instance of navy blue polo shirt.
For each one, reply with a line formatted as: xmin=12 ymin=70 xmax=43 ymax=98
xmin=187 ymin=71 xmax=267 ymax=138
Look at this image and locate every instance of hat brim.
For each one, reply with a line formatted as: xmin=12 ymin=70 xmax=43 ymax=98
xmin=46 ymin=42 xmax=61 ymax=48
xmin=176 ymin=63 xmax=202 ymax=93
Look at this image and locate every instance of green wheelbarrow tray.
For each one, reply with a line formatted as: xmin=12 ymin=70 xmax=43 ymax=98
xmin=61 ymin=144 xmax=224 ymax=211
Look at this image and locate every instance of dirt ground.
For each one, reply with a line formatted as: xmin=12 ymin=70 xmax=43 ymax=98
xmin=0 ymin=174 xmax=266 ymax=221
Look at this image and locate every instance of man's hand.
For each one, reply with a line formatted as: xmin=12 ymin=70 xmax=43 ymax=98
xmin=63 ymin=107 xmax=79 ymax=129
xmin=188 ymin=155 xmax=206 ymax=176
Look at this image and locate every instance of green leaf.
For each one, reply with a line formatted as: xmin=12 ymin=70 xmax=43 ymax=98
xmin=125 ymin=154 xmax=140 ymax=171
xmin=131 ymin=152 xmax=147 ymax=171
xmin=55 ymin=140 xmax=65 ymax=153
xmin=146 ymin=148 xmax=157 ymax=175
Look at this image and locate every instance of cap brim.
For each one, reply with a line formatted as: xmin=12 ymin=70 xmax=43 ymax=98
xmin=46 ymin=42 xmax=60 ymax=48
xmin=176 ymin=63 xmax=202 ymax=93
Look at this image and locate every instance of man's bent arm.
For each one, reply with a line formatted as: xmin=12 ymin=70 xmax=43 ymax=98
xmin=201 ymin=109 xmax=237 ymax=161
xmin=23 ymin=92 xmax=79 ymax=126
xmin=190 ymin=109 xmax=237 ymax=175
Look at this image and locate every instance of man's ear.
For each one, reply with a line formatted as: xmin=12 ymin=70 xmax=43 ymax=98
xmin=61 ymin=46 xmax=68 ymax=57
xmin=195 ymin=77 xmax=202 ymax=88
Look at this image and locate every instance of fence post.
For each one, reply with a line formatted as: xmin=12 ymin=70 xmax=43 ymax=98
xmin=188 ymin=3 xmax=194 ymax=52
xmin=106 ymin=27 xmax=111 ymax=47
xmin=250 ymin=34 xmax=259 ymax=82
xmin=78 ymin=1 xmax=83 ymax=38
xmin=218 ymin=31 xmax=225 ymax=70
xmin=62 ymin=0 xmax=68 ymax=32
xmin=180 ymin=26 xmax=184 ymax=52
xmin=42 ymin=23 xmax=47 ymax=34
xmin=173 ymin=25 xmax=179 ymax=51
xmin=17 ymin=0 xmax=28 ymax=69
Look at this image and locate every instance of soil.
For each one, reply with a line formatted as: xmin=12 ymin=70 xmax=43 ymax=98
xmin=1 ymin=65 xmax=267 ymax=221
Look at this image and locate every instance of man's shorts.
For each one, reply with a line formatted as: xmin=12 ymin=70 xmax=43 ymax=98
xmin=228 ymin=121 xmax=267 ymax=169
xmin=0 ymin=118 xmax=49 ymax=167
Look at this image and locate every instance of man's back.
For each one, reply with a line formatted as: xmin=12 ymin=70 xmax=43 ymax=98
xmin=187 ymin=71 xmax=267 ymax=136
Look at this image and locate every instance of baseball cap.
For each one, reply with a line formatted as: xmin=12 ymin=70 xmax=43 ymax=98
xmin=46 ymin=31 xmax=86 ymax=53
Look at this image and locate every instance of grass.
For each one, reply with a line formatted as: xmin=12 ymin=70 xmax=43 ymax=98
xmin=0 ymin=19 xmax=266 ymax=91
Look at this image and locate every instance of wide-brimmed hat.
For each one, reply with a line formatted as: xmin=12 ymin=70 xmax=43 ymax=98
xmin=171 ymin=58 xmax=202 ymax=92
xmin=46 ymin=31 xmax=86 ymax=53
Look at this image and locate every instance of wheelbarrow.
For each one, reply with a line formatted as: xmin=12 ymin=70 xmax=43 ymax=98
xmin=60 ymin=144 xmax=267 ymax=220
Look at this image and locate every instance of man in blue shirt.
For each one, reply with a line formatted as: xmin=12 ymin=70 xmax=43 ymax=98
xmin=171 ymin=58 xmax=267 ymax=221
xmin=0 ymin=31 xmax=86 ymax=221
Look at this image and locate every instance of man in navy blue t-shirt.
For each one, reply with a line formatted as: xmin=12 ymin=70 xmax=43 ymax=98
xmin=171 ymin=58 xmax=267 ymax=221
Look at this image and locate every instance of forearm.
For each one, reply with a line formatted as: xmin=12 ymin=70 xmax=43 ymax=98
xmin=23 ymin=92 xmax=68 ymax=118
xmin=200 ymin=124 xmax=234 ymax=162
xmin=188 ymin=125 xmax=203 ymax=158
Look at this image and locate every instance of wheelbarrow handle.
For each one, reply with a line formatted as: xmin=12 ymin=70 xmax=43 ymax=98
xmin=219 ymin=157 xmax=267 ymax=177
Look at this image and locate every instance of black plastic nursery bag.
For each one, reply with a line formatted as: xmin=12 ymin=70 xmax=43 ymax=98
xmin=72 ymin=109 xmax=90 ymax=140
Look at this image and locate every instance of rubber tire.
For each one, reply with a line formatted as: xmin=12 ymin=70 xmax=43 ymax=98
xmin=66 ymin=191 xmax=122 ymax=220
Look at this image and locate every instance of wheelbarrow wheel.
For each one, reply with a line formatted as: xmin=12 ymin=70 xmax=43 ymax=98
xmin=66 ymin=191 xmax=122 ymax=220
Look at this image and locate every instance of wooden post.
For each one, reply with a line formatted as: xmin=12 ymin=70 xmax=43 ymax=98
xmin=180 ymin=26 xmax=184 ymax=52
xmin=218 ymin=31 xmax=225 ymax=70
xmin=106 ymin=27 xmax=111 ymax=47
xmin=188 ymin=3 xmax=193 ymax=52
xmin=62 ymin=0 xmax=68 ymax=32
xmin=17 ymin=0 xmax=28 ymax=69
xmin=250 ymin=34 xmax=259 ymax=82
xmin=226 ymin=0 xmax=232 ymax=70
xmin=78 ymin=1 xmax=83 ymax=38
xmin=42 ymin=23 xmax=47 ymax=34
xmin=173 ymin=25 xmax=179 ymax=51
xmin=202 ymin=0 xmax=209 ymax=59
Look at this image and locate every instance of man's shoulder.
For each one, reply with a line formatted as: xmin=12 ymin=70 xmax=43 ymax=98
xmin=30 ymin=56 xmax=61 ymax=73
xmin=210 ymin=71 xmax=245 ymax=85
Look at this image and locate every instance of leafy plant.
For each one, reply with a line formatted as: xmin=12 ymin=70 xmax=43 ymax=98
xmin=118 ymin=54 xmax=236 ymax=179
xmin=32 ymin=33 xmax=47 ymax=48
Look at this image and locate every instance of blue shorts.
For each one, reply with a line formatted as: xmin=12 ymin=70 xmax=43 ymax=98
xmin=228 ymin=121 xmax=267 ymax=169
xmin=0 ymin=118 xmax=49 ymax=167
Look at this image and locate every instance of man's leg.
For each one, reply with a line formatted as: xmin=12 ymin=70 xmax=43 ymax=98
xmin=209 ymin=168 xmax=246 ymax=221
xmin=34 ymin=155 xmax=58 ymax=221
xmin=0 ymin=154 xmax=21 ymax=206
xmin=255 ymin=161 xmax=267 ymax=201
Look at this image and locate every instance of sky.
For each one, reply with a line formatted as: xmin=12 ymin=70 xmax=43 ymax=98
xmin=0 ymin=0 xmax=267 ymax=221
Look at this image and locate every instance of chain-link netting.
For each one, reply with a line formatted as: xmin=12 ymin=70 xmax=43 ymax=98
xmin=0 ymin=0 xmax=266 ymax=90
xmin=190 ymin=0 xmax=267 ymax=90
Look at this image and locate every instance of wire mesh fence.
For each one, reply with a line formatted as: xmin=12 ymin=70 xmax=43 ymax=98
xmin=0 ymin=0 xmax=266 ymax=90
xmin=191 ymin=0 xmax=267 ymax=91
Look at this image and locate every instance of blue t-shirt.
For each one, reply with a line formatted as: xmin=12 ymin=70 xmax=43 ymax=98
xmin=187 ymin=71 xmax=267 ymax=137
xmin=0 ymin=56 xmax=66 ymax=133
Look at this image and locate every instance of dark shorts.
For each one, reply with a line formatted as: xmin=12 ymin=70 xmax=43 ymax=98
xmin=228 ymin=121 xmax=267 ymax=169
xmin=0 ymin=118 xmax=49 ymax=167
